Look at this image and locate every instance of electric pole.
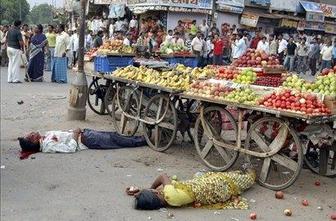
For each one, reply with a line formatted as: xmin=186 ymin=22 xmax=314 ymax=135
xmin=67 ymin=0 xmax=88 ymax=121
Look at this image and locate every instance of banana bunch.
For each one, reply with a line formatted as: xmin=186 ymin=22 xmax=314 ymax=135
xmin=190 ymin=66 xmax=216 ymax=79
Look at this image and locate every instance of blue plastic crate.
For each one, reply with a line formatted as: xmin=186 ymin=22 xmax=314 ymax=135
xmin=94 ymin=56 xmax=111 ymax=72
xmin=182 ymin=57 xmax=198 ymax=68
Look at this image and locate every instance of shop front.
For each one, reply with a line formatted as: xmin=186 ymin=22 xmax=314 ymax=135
xmin=127 ymin=0 xmax=213 ymax=31
xmin=215 ymin=0 xmax=244 ymax=28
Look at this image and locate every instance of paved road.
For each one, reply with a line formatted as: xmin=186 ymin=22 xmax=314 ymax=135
xmin=0 ymin=67 xmax=335 ymax=221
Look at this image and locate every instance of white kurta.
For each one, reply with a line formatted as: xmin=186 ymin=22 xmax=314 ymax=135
xmin=41 ymin=131 xmax=87 ymax=153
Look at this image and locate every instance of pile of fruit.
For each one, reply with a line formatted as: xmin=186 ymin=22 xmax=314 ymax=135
xmin=254 ymin=75 xmax=284 ymax=87
xmin=259 ymin=89 xmax=331 ymax=115
xmin=225 ymin=88 xmax=260 ymax=105
xmin=97 ymin=40 xmax=134 ymax=54
xmin=113 ymin=66 xmax=190 ymax=90
xmin=160 ymin=43 xmax=190 ymax=55
xmin=186 ymin=81 xmax=233 ymax=99
xmin=232 ymin=49 xmax=281 ymax=68
xmin=233 ymin=68 xmax=257 ymax=84
xmin=84 ymin=48 xmax=97 ymax=61
xmin=320 ymin=66 xmax=336 ymax=76
xmin=282 ymin=73 xmax=336 ymax=96
xmin=189 ymin=66 xmax=217 ymax=80
xmin=215 ymin=66 xmax=239 ymax=80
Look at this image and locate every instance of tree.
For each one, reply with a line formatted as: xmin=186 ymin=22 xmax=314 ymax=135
xmin=0 ymin=0 xmax=30 ymax=24
xmin=27 ymin=4 xmax=54 ymax=25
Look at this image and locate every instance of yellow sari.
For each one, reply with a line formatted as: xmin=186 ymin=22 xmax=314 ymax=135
xmin=163 ymin=170 xmax=256 ymax=209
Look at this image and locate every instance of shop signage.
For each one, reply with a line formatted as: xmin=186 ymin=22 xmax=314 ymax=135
xmin=216 ymin=0 xmax=244 ymax=14
xmin=320 ymin=3 xmax=336 ymax=18
xmin=297 ymin=20 xmax=325 ymax=31
xmin=127 ymin=0 xmax=213 ymax=10
xmin=279 ymin=18 xmax=298 ymax=28
xmin=249 ymin=0 xmax=270 ymax=7
xmin=94 ymin=0 xmax=126 ymax=4
xmin=240 ymin=13 xmax=259 ymax=27
xmin=306 ymin=11 xmax=324 ymax=22
xmin=325 ymin=23 xmax=336 ymax=34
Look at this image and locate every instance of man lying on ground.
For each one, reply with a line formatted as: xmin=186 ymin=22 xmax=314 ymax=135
xmin=18 ymin=128 xmax=146 ymax=156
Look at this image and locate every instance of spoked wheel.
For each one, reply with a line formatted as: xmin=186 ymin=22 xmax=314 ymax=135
xmin=111 ymin=85 xmax=139 ymax=136
xmin=194 ymin=106 xmax=239 ymax=171
xmin=142 ymin=94 xmax=177 ymax=152
xmin=87 ymin=77 xmax=108 ymax=115
xmin=304 ymin=142 xmax=336 ymax=178
xmin=245 ymin=117 xmax=303 ymax=190
xmin=104 ymin=84 xmax=117 ymax=118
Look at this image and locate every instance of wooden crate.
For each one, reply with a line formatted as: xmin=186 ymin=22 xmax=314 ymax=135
xmin=324 ymin=96 xmax=336 ymax=114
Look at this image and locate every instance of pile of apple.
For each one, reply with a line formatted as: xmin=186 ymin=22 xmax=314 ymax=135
xmin=313 ymin=73 xmax=336 ymax=96
xmin=259 ymin=89 xmax=331 ymax=115
xmin=233 ymin=69 xmax=257 ymax=84
xmin=215 ymin=66 xmax=239 ymax=80
xmin=320 ymin=66 xmax=336 ymax=76
xmin=232 ymin=49 xmax=281 ymax=68
xmin=225 ymin=88 xmax=260 ymax=105
xmin=254 ymin=75 xmax=284 ymax=87
xmin=186 ymin=81 xmax=233 ymax=98
xmin=282 ymin=75 xmax=310 ymax=91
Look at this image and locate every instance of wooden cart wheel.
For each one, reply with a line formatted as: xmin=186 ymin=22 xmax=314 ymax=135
xmin=142 ymin=94 xmax=177 ymax=152
xmin=194 ymin=106 xmax=239 ymax=171
xmin=304 ymin=141 xmax=336 ymax=178
xmin=104 ymin=84 xmax=117 ymax=119
xmin=111 ymin=85 xmax=139 ymax=136
xmin=245 ymin=117 xmax=303 ymax=190
xmin=87 ymin=77 xmax=108 ymax=115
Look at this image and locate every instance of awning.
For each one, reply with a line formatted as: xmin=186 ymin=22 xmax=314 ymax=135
xmin=299 ymin=1 xmax=323 ymax=13
xmin=320 ymin=3 xmax=336 ymax=18
xmin=216 ymin=0 xmax=244 ymax=14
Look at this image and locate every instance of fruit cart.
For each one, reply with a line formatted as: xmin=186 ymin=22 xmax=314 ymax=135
xmin=180 ymin=92 xmax=335 ymax=190
xmin=104 ymin=74 xmax=197 ymax=152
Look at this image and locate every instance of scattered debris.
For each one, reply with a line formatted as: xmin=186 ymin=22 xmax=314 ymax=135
xmin=167 ymin=212 xmax=174 ymax=219
xmin=193 ymin=202 xmax=201 ymax=208
xmin=275 ymin=191 xmax=284 ymax=199
xmin=284 ymin=209 xmax=292 ymax=216
xmin=231 ymin=218 xmax=240 ymax=221
xmin=249 ymin=212 xmax=257 ymax=220
xmin=317 ymin=206 xmax=323 ymax=210
xmin=31 ymin=156 xmax=36 ymax=160
xmin=315 ymin=180 xmax=321 ymax=186
xmin=214 ymin=211 xmax=221 ymax=215
xmin=157 ymin=168 xmax=163 ymax=172
xmin=249 ymin=199 xmax=256 ymax=203
xmin=158 ymin=208 xmax=168 ymax=213
xmin=17 ymin=100 xmax=24 ymax=105
xmin=148 ymin=216 xmax=152 ymax=220
xmin=302 ymin=200 xmax=309 ymax=206
xmin=126 ymin=174 xmax=132 ymax=177
xmin=0 ymin=165 xmax=5 ymax=169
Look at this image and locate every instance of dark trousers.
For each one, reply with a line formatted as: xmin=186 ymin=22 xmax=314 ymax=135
xmin=81 ymin=129 xmax=146 ymax=149
xmin=73 ymin=51 xmax=77 ymax=66
xmin=213 ymin=55 xmax=223 ymax=65
xmin=309 ymin=57 xmax=317 ymax=76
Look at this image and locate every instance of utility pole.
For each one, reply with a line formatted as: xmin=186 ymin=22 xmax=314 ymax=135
xmin=67 ymin=0 xmax=88 ymax=121
xmin=19 ymin=0 xmax=22 ymax=21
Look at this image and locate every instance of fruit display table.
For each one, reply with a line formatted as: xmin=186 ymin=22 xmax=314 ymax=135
xmin=84 ymin=64 xmax=336 ymax=188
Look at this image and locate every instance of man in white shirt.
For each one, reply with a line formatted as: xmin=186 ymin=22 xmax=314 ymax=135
xmin=257 ymin=36 xmax=269 ymax=54
xmin=69 ymin=29 xmax=79 ymax=67
xmin=109 ymin=19 xmax=115 ymax=38
xmin=92 ymin=16 xmax=103 ymax=34
xmin=164 ymin=30 xmax=174 ymax=44
xmin=277 ymin=34 xmax=288 ymax=63
xmin=129 ymin=15 xmax=138 ymax=29
xmin=52 ymin=24 xmax=70 ymax=83
xmin=172 ymin=32 xmax=185 ymax=46
xmin=115 ymin=19 xmax=123 ymax=33
xmin=123 ymin=33 xmax=131 ymax=46
xmin=232 ymin=33 xmax=246 ymax=59
xmin=191 ymin=31 xmax=203 ymax=67
xmin=85 ymin=30 xmax=93 ymax=50
xmin=198 ymin=19 xmax=209 ymax=37
xmin=320 ymin=39 xmax=333 ymax=70
xmin=18 ymin=128 xmax=146 ymax=155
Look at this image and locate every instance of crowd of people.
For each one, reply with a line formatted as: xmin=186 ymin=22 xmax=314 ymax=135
xmin=1 ymin=17 xmax=336 ymax=83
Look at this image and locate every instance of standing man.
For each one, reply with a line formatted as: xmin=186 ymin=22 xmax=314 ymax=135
xmin=45 ymin=25 xmax=56 ymax=71
xmin=232 ymin=33 xmax=246 ymax=59
xmin=69 ymin=29 xmax=79 ymax=67
xmin=6 ymin=20 xmax=24 ymax=83
xmin=257 ymin=36 xmax=270 ymax=54
xmin=213 ymin=33 xmax=224 ymax=65
xmin=320 ymin=39 xmax=333 ymax=70
xmin=283 ymin=37 xmax=297 ymax=72
xmin=52 ymin=24 xmax=70 ymax=83
xmin=129 ymin=15 xmax=138 ymax=30
xmin=191 ymin=31 xmax=203 ymax=67
xmin=277 ymin=34 xmax=288 ymax=63
xmin=269 ymin=34 xmax=278 ymax=55
xmin=296 ymin=38 xmax=309 ymax=74
xmin=308 ymin=38 xmax=320 ymax=76
xmin=21 ymin=24 xmax=31 ymax=62
xmin=250 ymin=30 xmax=261 ymax=49
xmin=198 ymin=19 xmax=209 ymax=37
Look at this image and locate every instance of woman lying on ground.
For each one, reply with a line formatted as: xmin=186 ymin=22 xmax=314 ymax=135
xmin=126 ymin=168 xmax=256 ymax=210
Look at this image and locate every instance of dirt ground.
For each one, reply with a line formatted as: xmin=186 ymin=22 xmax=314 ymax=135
xmin=0 ymin=67 xmax=335 ymax=221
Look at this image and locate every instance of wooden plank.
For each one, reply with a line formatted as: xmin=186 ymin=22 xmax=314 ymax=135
xmin=214 ymin=144 xmax=231 ymax=163
xmin=200 ymin=140 xmax=213 ymax=159
xmin=260 ymin=158 xmax=271 ymax=183
xmin=271 ymin=154 xmax=298 ymax=171
xmin=268 ymin=125 xmax=288 ymax=151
